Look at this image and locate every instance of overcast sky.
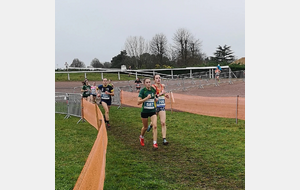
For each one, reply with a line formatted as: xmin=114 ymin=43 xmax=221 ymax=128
xmin=55 ymin=0 xmax=244 ymax=68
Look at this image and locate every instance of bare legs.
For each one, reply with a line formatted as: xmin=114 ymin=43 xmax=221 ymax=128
xmin=141 ymin=114 xmax=157 ymax=143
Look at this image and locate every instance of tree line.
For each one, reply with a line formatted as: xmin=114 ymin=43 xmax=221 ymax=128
xmin=69 ymin=28 xmax=236 ymax=69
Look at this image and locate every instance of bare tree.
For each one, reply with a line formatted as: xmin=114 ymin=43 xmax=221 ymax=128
xmin=172 ymin=28 xmax=203 ymax=66
xmin=124 ymin=36 xmax=149 ymax=69
xmin=150 ymin=33 xmax=168 ymax=67
xmin=172 ymin=28 xmax=191 ymax=66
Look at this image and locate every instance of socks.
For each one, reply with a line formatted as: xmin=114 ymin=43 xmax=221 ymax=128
xmin=153 ymin=141 xmax=157 ymax=144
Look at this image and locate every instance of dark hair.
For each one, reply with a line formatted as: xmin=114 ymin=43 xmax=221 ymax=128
xmin=82 ymin=81 xmax=86 ymax=85
xmin=143 ymin=78 xmax=151 ymax=83
xmin=153 ymin=74 xmax=160 ymax=80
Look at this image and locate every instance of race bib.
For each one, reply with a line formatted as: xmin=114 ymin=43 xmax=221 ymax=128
xmin=144 ymin=99 xmax=154 ymax=109
xmin=101 ymin=92 xmax=110 ymax=100
xmin=91 ymin=88 xmax=96 ymax=94
xmin=157 ymin=96 xmax=165 ymax=107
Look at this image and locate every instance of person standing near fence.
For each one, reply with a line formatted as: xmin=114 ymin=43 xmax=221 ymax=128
xmin=135 ymin=77 xmax=142 ymax=92
xmin=138 ymin=78 xmax=159 ymax=149
xmin=97 ymin=78 xmax=114 ymax=128
xmin=128 ymin=65 xmax=131 ymax=77
xmin=147 ymin=74 xmax=170 ymax=145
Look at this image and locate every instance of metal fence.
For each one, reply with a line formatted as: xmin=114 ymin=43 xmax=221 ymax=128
xmin=55 ymin=93 xmax=82 ymax=119
xmin=55 ymin=88 xmax=122 ymax=119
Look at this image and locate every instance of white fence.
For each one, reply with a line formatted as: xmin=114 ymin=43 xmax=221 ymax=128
xmin=55 ymin=66 xmax=245 ymax=81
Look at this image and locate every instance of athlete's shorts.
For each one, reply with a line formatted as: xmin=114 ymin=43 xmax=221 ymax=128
xmin=141 ymin=112 xmax=156 ymax=118
xmin=136 ymin=87 xmax=141 ymax=90
xmin=156 ymin=107 xmax=165 ymax=112
xmin=100 ymin=99 xmax=112 ymax=106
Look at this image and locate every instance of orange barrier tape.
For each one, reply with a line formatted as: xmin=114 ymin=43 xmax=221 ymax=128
xmin=121 ymin=91 xmax=245 ymax=120
xmin=73 ymin=98 xmax=107 ymax=190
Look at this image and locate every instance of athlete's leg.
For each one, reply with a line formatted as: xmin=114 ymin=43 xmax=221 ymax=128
xmin=150 ymin=114 xmax=157 ymax=142
xmin=141 ymin=117 xmax=148 ymax=137
xmin=159 ymin=110 xmax=167 ymax=139
xmin=101 ymin=101 xmax=110 ymax=122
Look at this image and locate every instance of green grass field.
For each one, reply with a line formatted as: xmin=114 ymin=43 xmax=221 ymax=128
xmin=55 ymin=72 xmax=143 ymax=82
xmin=55 ymin=106 xmax=245 ymax=189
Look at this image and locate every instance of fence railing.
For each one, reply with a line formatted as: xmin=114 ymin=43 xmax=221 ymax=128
xmin=55 ymin=66 xmax=245 ymax=81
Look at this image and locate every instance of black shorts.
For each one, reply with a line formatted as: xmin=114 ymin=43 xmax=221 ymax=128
xmin=141 ymin=112 xmax=156 ymax=118
xmin=156 ymin=107 xmax=165 ymax=112
xmin=101 ymin=99 xmax=112 ymax=106
xmin=136 ymin=87 xmax=141 ymax=90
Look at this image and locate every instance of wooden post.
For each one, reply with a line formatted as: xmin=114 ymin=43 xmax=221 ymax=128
xmin=236 ymin=95 xmax=239 ymax=124
xmin=170 ymin=91 xmax=173 ymax=114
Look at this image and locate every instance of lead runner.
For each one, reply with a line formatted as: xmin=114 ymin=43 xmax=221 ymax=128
xmin=137 ymin=78 xmax=159 ymax=149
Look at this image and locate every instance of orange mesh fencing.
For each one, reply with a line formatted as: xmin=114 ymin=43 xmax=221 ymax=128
xmin=121 ymin=91 xmax=245 ymax=120
xmin=73 ymin=98 xmax=107 ymax=190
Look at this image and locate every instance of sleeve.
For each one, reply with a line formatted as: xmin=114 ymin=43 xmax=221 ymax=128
xmin=110 ymin=85 xmax=114 ymax=92
xmin=98 ymin=85 xmax=102 ymax=92
xmin=138 ymin=88 xmax=143 ymax=98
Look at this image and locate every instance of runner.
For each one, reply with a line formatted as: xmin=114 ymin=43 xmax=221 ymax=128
xmin=81 ymin=81 xmax=90 ymax=101
xmin=138 ymin=78 xmax=159 ymax=149
xmin=135 ymin=77 xmax=142 ymax=92
xmin=108 ymin=79 xmax=114 ymax=88
xmin=215 ymin=67 xmax=221 ymax=82
xmin=97 ymin=78 xmax=114 ymax=128
xmin=147 ymin=75 xmax=170 ymax=145
xmin=90 ymin=82 xmax=97 ymax=103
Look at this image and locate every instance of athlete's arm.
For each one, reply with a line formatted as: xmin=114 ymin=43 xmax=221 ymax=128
xmin=105 ymin=90 xmax=114 ymax=96
xmin=137 ymin=95 xmax=151 ymax=105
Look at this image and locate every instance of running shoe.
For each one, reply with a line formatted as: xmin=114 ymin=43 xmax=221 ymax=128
xmin=153 ymin=143 xmax=158 ymax=149
xmin=139 ymin=136 xmax=145 ymax=146
xmin=106 ymin=123 xmax=110 ymax=129
xmin=147 ymin=124 xmax=152 ymax=132
xmin=163 ymin=139 xmax=169 ymax=145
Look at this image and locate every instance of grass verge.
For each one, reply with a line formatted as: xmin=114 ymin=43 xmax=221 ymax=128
xmin=55 ymin=113 xmax=97 ymax=190
xmin=55 ymin=106 xmax=245 ymax=189
xmin=55 ymin=72 xmax=142 ymax=82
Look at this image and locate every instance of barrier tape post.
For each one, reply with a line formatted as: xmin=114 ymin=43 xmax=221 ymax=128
xmin=170 ymin=91 xmax=173 ymax=114
xmin=118 ymin=89 xmax=123 ymax=109
xmin=236 ymin=95 xmax=239 ymax=124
